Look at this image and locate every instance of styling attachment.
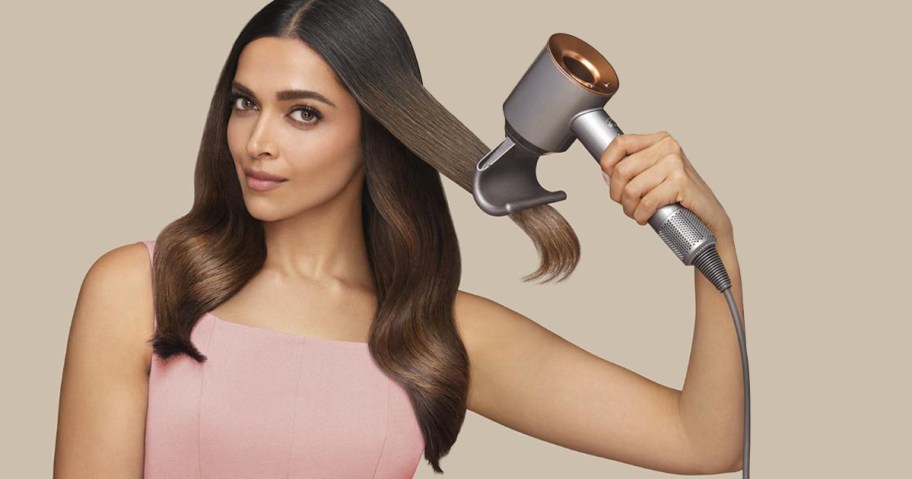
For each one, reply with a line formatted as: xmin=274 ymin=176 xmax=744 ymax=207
xmin=473 ymin=33 xmax=619 ymax=217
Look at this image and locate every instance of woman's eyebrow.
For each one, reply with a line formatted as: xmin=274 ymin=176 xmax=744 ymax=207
xmin=231 ymin=80 xmax=337 ymax=108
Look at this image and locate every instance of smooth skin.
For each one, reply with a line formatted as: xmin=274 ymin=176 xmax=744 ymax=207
xmin=55 ymin=36 xmax=743 ymax=476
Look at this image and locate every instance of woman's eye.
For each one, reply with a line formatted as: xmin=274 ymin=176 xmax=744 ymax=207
xmin=291 ymin=106 xmax=322 ymax=125
xmin=231 ymin=95 xmax=254 ymax=112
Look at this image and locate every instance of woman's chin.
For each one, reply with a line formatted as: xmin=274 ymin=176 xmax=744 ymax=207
xmin=243 ymin=202 xmax=284 ymax=223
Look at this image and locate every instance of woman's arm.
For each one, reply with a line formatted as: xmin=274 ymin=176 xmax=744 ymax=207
xmin=596 ymin=131 xmax=744 ymax=472
xmin=54 ymin=243 xmax=154 ymax=478
xmin=455 ymin=288 xmax=735 ymax=475
xmin=678 ymin=231 xmax=745 ymax=471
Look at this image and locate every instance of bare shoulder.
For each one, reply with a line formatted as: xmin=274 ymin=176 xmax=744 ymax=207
xmin=452 ymin=289 xmax=570 ymax=408
xmin=54 ymin=242 xmax=155 ymax=475
xmin=453 ymin=288 xmax=565 ymax=352
xmin=74 ymin=242 xmax=156 ymax=373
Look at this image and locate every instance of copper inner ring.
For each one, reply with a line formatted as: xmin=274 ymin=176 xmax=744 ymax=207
xmin=548 ymin=33 xmax=618 ymax=96
xmin=562 ymin=51 xmax=599 ymax=85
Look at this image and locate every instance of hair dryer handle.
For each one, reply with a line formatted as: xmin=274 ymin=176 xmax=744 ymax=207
xmin=570 ymin=109 xmax=731 ymax=291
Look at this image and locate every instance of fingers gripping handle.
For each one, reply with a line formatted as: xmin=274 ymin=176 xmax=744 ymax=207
xmin=570 ymin=108 xmax=732 ymax=292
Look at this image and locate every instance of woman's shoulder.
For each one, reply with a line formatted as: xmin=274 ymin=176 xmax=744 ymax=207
xmin=452 ymin=288 xmax=572 ymax=410
xmin=76 ymin=241 xmax=157 ymax=373
xmin=57 ymin=241 xmax=154 ymax=474
xmin=452 ymin=289 xmax=509 ymax=349
xmin=452 ymin=289 xmax=538 ymax=362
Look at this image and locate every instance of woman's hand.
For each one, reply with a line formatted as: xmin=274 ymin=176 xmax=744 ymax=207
xmin=599 ymin=131 xmax=733 ymax=239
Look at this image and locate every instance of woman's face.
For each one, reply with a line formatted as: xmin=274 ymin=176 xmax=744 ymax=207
xmin=227 ymin=36 xmax=363 ymax=222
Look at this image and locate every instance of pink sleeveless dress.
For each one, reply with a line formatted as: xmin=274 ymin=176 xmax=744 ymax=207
xmin=141 ymin=240 xmax=425 ymax=478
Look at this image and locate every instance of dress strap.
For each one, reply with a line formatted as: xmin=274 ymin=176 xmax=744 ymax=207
xmin=140 ymin=240 xmax=158 ymax=334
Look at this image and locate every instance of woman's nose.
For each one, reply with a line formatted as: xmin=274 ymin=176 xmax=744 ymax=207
xmin=246 ymin=115 xmax=278 ymax=159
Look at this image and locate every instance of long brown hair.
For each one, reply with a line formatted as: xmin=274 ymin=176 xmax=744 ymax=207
xmin=149 ymin=0 xmax=581 ymax=472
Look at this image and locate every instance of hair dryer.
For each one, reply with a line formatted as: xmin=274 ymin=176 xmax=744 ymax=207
xmin=472 ymin=33 xmax=750 ymax=477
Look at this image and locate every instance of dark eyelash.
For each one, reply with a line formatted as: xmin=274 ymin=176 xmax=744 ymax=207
xmin=229 ymin=92 xmax=323 ymax=124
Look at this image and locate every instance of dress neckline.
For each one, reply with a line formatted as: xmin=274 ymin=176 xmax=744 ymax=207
xmin=203 ymin=311 xmax=370 ymax=348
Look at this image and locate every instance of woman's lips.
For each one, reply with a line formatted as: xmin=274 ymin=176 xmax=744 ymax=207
xmin=246 ymin=175 xmax=287 ymax=192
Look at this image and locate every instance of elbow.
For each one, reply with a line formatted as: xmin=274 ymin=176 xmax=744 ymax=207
xmin=681 ymin=433 xmax=744 ymax=475
xmin=718 ymin=454 xmax=743 ymax=474
xmin=692 ymin=451 xmax=742 ymax=475
xmin=729 ymin=456 xmax=744 ymax=473
xmin=692 ymin=428 xmax=745 ymax=474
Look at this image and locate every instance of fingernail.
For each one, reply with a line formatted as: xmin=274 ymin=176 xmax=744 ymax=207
xmin=602 ymin=171 xmax=610 ymax=185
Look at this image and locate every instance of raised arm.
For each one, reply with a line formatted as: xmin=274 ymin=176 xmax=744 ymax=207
xmin=54 ymin=242 xmax=155 ymax=478
xmin=454 ymin=130 xmax=744 ymax=474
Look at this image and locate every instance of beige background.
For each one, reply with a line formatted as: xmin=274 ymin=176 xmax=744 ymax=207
xmin=1 ymin=0 xmax=908 ymax=477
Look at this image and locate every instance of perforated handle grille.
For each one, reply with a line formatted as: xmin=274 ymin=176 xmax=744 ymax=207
xmin=651 ymin=204 xmax=732 ymax=292
xmin=656 ymin=207 xmax=712 ymax=262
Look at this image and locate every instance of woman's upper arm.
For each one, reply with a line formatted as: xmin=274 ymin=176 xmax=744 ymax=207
xmin=453 ymin=289 xmax=727 ymax=475
xmin=54 ymin=242 xmax=155 ymax=478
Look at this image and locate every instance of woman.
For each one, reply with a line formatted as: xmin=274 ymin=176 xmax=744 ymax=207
xmin=55 ymin=0 xmax=744 ymax=477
